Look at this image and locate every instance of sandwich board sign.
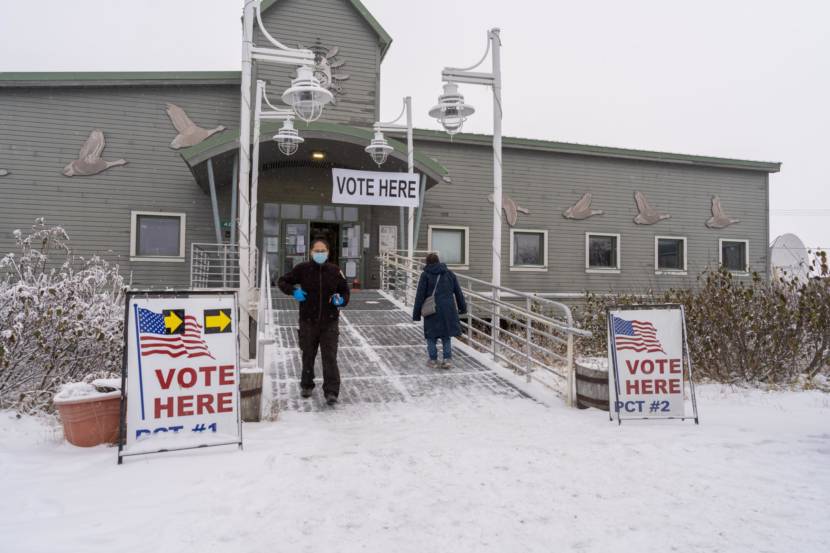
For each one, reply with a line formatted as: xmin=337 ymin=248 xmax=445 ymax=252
xmin=118 ymin=290 xmax=242 ymax=463
xmin=606 ymin=304 xmax=699 ymax=424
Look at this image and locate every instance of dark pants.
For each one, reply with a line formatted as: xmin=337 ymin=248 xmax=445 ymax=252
xmin=298 ymin=320 xmax=341 ymax=397
xmin=426 ymin=336 xmax=452 ymax=360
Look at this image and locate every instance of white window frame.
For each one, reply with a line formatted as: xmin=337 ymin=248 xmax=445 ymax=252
xmin=719 ymin=238 xmax=750 ymax=274
xmin=509 ymin=228 xmax=548 ymax=272
xmin=585 ymin=232 xmax=621 ymax=274
xmin=428 ymin=225 xmax=469 ymax=270
xmin=654 ymin=235 xmax=688 ymax=275
xmin=130 ymin=210 xmax=186 ymax=262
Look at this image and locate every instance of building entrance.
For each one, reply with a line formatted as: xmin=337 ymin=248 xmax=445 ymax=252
xmin=262 ymin=202 xmax=365 ymax=287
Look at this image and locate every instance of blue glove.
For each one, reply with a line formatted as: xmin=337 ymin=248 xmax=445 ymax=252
xmin=331 ymin=293 xmax=345 ymax=307
xmin=293 ymin=287 xmax=307 ymax=302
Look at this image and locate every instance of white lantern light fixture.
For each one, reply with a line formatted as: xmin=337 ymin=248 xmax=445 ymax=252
xmin=281 ymin=65 xmax=333 ymax=123
xmin=273 ymin=118 xmax=303 ymax=156
xmin=428 ymin=82 xmax=475 ymax=135
xmin=365 ymin=128 xmax=394 ymax=166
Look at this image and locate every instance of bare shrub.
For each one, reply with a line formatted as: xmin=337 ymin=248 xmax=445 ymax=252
xmin=577 ymin=257 xmax=830 ymax=384
xmin=0 ymin=219 xmax=125 ymax=413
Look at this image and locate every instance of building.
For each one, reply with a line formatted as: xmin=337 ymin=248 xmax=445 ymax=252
xmin=0 ymin=0 xmax=780 ymax=298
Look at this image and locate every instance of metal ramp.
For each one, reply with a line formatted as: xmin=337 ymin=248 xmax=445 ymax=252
xmin=263 ymin=290 xmax=531 ymax=413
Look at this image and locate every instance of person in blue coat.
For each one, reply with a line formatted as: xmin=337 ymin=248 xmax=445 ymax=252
xmin=412 ymin=252 xmax=468 ymax=369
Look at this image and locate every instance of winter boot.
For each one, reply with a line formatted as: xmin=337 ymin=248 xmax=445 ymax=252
xmin=426 ymin=359 xmax=440 ymax=369
xmin=325 ymin=393 xmax=338 ymax=406
xmin=441 ymin=359 xmax=452 ymax=370
xmin=301 ymin=387 xmax=313 ymax=399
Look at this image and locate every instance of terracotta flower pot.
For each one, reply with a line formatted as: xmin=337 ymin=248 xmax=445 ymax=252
xmin=54 ymin=391 xmax=122 ymax=447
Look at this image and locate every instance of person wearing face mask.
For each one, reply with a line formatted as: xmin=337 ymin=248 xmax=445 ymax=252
xmin=277 ymin=238 xmax=350 ymax=405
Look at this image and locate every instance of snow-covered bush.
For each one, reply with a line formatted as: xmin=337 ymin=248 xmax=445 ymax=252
xmin=0 ymin=219 xmax=125 ymax=413
xmin=578 ymin=257 xmax=830 ymax=384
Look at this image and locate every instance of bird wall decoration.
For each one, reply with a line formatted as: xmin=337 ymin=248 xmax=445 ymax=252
xmin=165 ymin=103 xmax=226 ymax=149
xmin=62 ymin=130 xmax=127 ymax=177
xmin=705 ymin=195 xmax=741 ymax=229
xmin=563 ymin=192 xmax=604 ymax=220
xmin=488 ymin=193 xmax=530 ymax=226
xmin=633 ymin=191 xmax=671 ymax=225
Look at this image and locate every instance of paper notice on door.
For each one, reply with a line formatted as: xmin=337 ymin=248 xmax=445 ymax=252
xmin=342 ymin=248 xmax=349 ymax=258
xmin=363 ymin=233 xmax=370 ymax=249
xmin=345 ymin=260 xmax=357 ymax=278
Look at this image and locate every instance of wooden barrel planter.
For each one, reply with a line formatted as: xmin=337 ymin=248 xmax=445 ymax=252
xmin=575 ymin=362 xmax=609 ymax=411
xmin=240 ymin=368 xmax=263 ymax=422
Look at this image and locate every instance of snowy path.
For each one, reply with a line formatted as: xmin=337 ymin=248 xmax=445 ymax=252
xmin=267 ymin=290 xmax=531 ymax=412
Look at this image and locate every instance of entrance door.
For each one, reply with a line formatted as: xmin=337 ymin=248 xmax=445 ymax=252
xmin=309 ymin=222 xmax=340 ymax=267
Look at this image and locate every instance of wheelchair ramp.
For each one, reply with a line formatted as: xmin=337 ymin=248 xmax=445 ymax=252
xmin=264 ymin=290 xmax=531 ymax=412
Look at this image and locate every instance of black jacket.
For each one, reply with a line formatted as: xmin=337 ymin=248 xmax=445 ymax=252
xmin=412 ymin=262 xmax=467 ymax=339
xmin=277 ymin=261 xmax=350 ymax=323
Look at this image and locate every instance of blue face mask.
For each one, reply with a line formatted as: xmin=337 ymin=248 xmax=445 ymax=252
xmin=312 ymin=251 xmax=328 ymax=264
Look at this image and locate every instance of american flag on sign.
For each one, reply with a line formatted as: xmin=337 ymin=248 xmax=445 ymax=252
xmin=137 ymin=307 xmax=214 ymax=359
xmin=612 ymin=316 xmax=665 ymax=354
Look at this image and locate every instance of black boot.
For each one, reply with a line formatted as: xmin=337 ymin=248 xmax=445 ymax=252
xmin=325 ymin=393 xmax=338 ymax=405
xmin=301 ymin=387 xmax=313 ymax=399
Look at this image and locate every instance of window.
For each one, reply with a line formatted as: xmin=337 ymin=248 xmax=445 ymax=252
xmin=720 ymin=239 xmax=749 ymax=273
xmin=655 ymin=236 xmax=687 ymax=273
xmin=342 ymin=207 xmax=359 ymax=222
xmin=510 ymin=229 xmax=547 ymax=270
xmin=428 ymin=225 xmax=469 ymax=267
xmin=585 ymin=233 xmax=620 ymax=272
xmin=301 ymin=204 xmax=321 ymax=219
xmin=130 ymin=211 xmax=186 ymax=261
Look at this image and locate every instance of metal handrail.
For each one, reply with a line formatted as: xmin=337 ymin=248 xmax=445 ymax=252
xmin=190 ymin=243 xmax=258 ymax=290
xmin=378 ymin=250 xmax=591 ymax=405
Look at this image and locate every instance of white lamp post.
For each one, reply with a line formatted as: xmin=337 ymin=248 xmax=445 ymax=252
xmin=429 ymin=28 xmax=503 ymax=353
xmin=365 ymin=97 xmax=415 ymax=260
xmin=237 ymin=0 xmax=331 ymax=360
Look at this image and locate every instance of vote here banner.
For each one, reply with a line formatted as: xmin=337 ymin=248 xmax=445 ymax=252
xmin=119 ymin=291 xmax=242 ymax=462
xmin=331 ymin=168 xmax=420 ymax=208
xmin=606 ymin=306 xmax=687 ymax=420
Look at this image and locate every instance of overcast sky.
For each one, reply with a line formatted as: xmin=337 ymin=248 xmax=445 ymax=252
xmin=1 ymin=0 xmax=827 ymax=249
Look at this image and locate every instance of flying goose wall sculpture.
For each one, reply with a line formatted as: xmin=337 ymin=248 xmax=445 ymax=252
xmin=705 ymin=195 xmax=741 ymax=229
xmin=563 ymin=192 xmax=604 ymax=220
xmin=165 ymin=103 xmax=226 ymax=149
xmin=62 ymin=130 xmax=127 ymax=177
xmin=633 ymin=190 xmax=671 ymax=225
xmin=488 ymin=193 xmax=530 ymax=226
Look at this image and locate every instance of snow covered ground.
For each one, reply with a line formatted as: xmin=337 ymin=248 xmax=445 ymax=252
xmin=1 ymin=384 xmax=828 ymax=553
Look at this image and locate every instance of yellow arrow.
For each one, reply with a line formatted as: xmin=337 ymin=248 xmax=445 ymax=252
xmin=164 ymin=310 xmax=183 ymax=334
xmin=206 ymin=310 xmax=231 ymax=332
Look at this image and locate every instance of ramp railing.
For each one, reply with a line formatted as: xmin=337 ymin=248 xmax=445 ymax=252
xmin=190 ymin=243 xmax=258 ymax=289
xmin=379 ymin=250 xmax=591 ymax=405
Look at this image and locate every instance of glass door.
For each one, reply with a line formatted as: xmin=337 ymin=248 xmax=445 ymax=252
xmin=283 ymin=222 xmax=308 ymax=276
xmin=340 ymin=222 xmax=362 ymax=286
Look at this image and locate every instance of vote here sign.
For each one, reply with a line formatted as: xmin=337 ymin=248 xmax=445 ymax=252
xmin=331 ymin=168 xmax=420 ymax=208
xmin=118 ymin=291 xmax=242 ymax=462
xmin=606 ymin=306 xmax=688 ymax=420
